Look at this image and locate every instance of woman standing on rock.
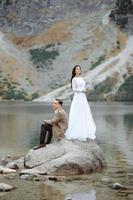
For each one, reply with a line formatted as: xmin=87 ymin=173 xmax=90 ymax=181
xmin=65 ymin=65 xmax=96 ymax=141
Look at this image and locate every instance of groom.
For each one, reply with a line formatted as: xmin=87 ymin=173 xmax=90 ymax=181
xmin=33 ymin=99 xmax=68 ymax=150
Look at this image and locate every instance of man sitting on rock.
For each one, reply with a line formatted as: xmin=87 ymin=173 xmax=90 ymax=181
xmin=33 ymin=99 xmax=68 ymax=150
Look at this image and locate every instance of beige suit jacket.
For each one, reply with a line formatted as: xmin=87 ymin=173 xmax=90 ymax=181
xmin=45 ymin=108 xmax=68 ymax=139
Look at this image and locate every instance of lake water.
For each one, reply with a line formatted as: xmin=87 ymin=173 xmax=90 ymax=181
xmin=0 ymin=101 xmax=133 ymax=200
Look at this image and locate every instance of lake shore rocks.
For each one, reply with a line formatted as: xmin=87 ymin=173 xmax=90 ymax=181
xmin=22 ymin=139 xmax=106 ymax=176
xmin=0 ymin=166 xmax=16 ymax=174
xmin=0 ymin=183 xmax=13 ymax=192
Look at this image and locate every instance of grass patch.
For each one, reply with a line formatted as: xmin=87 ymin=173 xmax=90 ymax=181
xmin=29 ymin=43 xmax=59 ymax=69
xmin=0 ymin=72 xmax=39 ymax=100
xmin=93 ymin=77 xmax=114 ymax=94
xmin=115 ymin=75 xmax=133 ymax=101
xmin=31 ymin=92 xmax=40 ymax=100
xmin=1 ymin=89 xmax=28 ymax=100
xmin=116 ymin=40 xmax=120 ymax=49
xmin=0 ymin=73 xmax=28 ymax=100
xmin=87 ymin=76 xmax=118 ymax=101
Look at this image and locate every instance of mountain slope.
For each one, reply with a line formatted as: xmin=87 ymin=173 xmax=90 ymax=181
xmin=0 ymin=31 xmax=44 ymax=100
xmin=34 ymin=36 xmax=133 ymax=101
xmin=0 ymin=0 xmax=133 ymax=101
xmin=0 ymin=9 xmax=121 ymax=100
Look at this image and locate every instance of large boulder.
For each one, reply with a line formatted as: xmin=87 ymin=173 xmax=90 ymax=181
xmin=22 ymin=139 xmax=105 ymax=176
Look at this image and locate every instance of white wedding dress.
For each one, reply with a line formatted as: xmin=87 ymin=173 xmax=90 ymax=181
xmin=65 ymin=77 xmax=96 ymax=141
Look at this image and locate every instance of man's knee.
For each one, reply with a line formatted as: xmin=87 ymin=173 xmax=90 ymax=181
xmin=41 ymin=122 xmax=52 ymax=129
xmin=41 ymin=122 xmax=46 ymax=129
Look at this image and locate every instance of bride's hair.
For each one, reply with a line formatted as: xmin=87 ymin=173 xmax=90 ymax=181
xmin=70 ymin=65 xmax=81 ymax=88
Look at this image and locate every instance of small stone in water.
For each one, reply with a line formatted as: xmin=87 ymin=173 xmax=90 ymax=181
xmin=112 ymin=183 xmax=123 ymax=189
xmin=0 ymin=183 xmax=13 ymax=192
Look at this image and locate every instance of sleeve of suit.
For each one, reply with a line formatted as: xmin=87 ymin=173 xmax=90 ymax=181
xmin=44 ymin=112 xmax=62 ymax=125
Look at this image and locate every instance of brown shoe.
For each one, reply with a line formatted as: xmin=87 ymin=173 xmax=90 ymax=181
xmin=33 ymin=144 xmax=46 ymax=150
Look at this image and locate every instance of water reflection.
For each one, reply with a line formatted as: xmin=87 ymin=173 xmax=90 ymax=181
xmin=65 ymin=190 xmax=96 ymax=200
xmin=124 ymin=114 xmax=133 ymax=133
xmin=0 ymin=102 xmax=133 ymax=200
xmin=0 ymin=113 xmax=39 ymax=156
xmin=0 ymin=102 xmax=53 ymax=156
xmin=39 ymin=183 xmax=64 ymax=200
xmin=92 ymin=106 xmax=133 ymax=173
xmin=0 ymin=102 xmax=133 ymax=158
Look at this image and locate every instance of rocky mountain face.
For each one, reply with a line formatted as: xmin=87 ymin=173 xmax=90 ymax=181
xmin=0 ymin=0 xmax=114 ymax=36
xmin=109 ymin=0 xmax=133 ymax=34
xmin=0 ymin=0 xmax=133 ymax=101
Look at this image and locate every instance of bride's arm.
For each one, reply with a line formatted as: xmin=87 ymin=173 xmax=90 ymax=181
xmin=72 ymin=78 xmax=83 ymax=93
xmin=82 ymin=81 xmax=87 ymax=93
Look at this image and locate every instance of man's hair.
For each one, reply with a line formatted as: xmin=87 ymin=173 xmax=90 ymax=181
xmin=55 ymin=99 xmax=63 ymax=106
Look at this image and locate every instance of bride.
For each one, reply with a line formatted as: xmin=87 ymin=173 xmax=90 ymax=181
xmin=65 ymin=65 xmax=96 ymax=141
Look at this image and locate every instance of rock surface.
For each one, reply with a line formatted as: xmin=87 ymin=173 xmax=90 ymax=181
xmin=109 ymin=0 xmax=133 ymax=33
xmin=0 ymin=0 xmax=114 ymax=36
xmin=112 ymin=183 xmax=123 ymax=190
xmin=23 ymin=139 xmax=105 ymax=176
xmin=0 ymin=166 xmax=16 ymax=174
xmin=0 ymin=183 xmax=13 ymax=192
xmin=6 ymin=156 xmax=24 ymax=169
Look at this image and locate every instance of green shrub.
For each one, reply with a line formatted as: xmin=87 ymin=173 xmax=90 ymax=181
xmin=31 ymin=92 xmax=39 ymax=99
xmin=115 ymin=76 xmax=133 ymax=101
xmin=4 ymin=89 xmax=28 ymax=100
xmin=116 ymin=40 xmax=120 ymax=49
xmin=0 ymin=73 xmax=28 ymax=100
xmin=29 ymin=43 xmax=59 ymax=68
xmin=87 ymin=76 xmax=117 ymax=101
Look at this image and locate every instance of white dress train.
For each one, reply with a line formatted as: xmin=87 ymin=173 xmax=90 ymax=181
xmin=65 ymin=77 xmax=96 ymax=141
